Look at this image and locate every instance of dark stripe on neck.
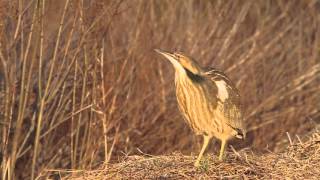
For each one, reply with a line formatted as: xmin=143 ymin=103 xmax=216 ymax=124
xmin=185 ymin=68 xmax=204 ymax=83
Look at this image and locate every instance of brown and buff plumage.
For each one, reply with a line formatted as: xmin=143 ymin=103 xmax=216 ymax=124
xmin=155 ymin=49 xmax=246 ymax=167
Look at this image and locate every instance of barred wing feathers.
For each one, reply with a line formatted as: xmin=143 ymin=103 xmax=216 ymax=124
xmin=205 ymin=69 xmax=245 ymax=136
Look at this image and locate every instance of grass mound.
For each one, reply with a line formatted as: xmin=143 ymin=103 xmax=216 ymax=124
xmin=65 ymin=131 xmax=320 ymax=179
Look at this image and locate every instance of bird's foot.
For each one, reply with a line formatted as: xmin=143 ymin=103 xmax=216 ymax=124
xmin=218 ymin=156 xmax=223 ymax=161
xmin=194 ymin=161 xmax=200 ymax=167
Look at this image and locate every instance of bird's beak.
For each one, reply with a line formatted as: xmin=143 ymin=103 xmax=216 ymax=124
xmin=154 ymin=49 xmax=183 ymax=70
xmin=154 ymin=49 xmax=176 ymax=61
xmin=155 ymin=49 xmax=182 ymax=69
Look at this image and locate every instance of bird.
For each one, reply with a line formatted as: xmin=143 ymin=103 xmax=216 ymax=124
xmin=155 ymin=49 xmax=246 ymax=167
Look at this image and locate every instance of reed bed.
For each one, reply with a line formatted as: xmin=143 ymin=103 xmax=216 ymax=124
xmin=0 ymin=0 xmax=319 ymax=179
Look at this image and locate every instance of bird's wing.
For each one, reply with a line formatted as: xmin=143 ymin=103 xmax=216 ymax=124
xmin=205 ymin=69 xmax=244 ymax=131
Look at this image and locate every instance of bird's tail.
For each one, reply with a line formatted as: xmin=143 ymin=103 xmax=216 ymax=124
xmin=235 ymin=128 xmax=246 ymax=139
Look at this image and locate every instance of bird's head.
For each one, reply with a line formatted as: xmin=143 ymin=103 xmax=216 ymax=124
xmin=155 ymin=49 xmax=202 ymax=75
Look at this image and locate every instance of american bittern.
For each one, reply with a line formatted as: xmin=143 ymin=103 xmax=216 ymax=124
xmin=155 ymin=49 xmax=246 ymax=167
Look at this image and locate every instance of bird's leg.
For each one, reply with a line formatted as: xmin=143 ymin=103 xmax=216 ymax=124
xmin=194 ymin=135 xmax=210 ymax=167
xmin=219 ymin=139 xmax=227 ymax=161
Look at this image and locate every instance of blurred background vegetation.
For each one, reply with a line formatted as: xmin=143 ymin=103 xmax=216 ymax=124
xmin=0 ymin=0 xmax=319 ymax=179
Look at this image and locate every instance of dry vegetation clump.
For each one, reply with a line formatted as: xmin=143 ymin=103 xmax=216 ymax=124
xmin=65 ymin=131 xmax=320 ymax=179
xmin=64 ymin=131 xmax=320 ymax=179
xmin=0 ymin=0 xmax=320 ymax=179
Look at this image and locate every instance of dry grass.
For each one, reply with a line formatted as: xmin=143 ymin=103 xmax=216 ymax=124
xmin=0 ymin=0 xmax=319 ymax=179
xmin=63 ymin=131 xmax=320 ymax=179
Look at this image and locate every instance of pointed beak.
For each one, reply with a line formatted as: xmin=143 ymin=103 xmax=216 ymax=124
xmin=155 ymin=49 xmax=189 ymax=75
xmin=154 ymin=49 xmax=185 ymax=73
xmin=154 ymin=49 xmax=177 ymax=61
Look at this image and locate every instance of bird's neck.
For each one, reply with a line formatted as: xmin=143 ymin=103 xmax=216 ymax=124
xmin=175 ymin=69 xmax=204 ymax=86
xmin=174 ymin=70 xmax=187 ymax=85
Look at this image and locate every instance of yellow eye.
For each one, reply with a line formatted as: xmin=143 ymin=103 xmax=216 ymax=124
xmin=173 ymin=53 xmax=180 ymax=59
xmin=174 ymin=53 xmax=184 ymax=59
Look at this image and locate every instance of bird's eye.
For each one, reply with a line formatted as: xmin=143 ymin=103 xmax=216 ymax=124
xmin=173 ymin=53 xmax=180 ymax=59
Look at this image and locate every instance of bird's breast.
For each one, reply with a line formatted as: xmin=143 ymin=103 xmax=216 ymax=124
xmin=175 ymin=77 xmax=224 ymax=135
